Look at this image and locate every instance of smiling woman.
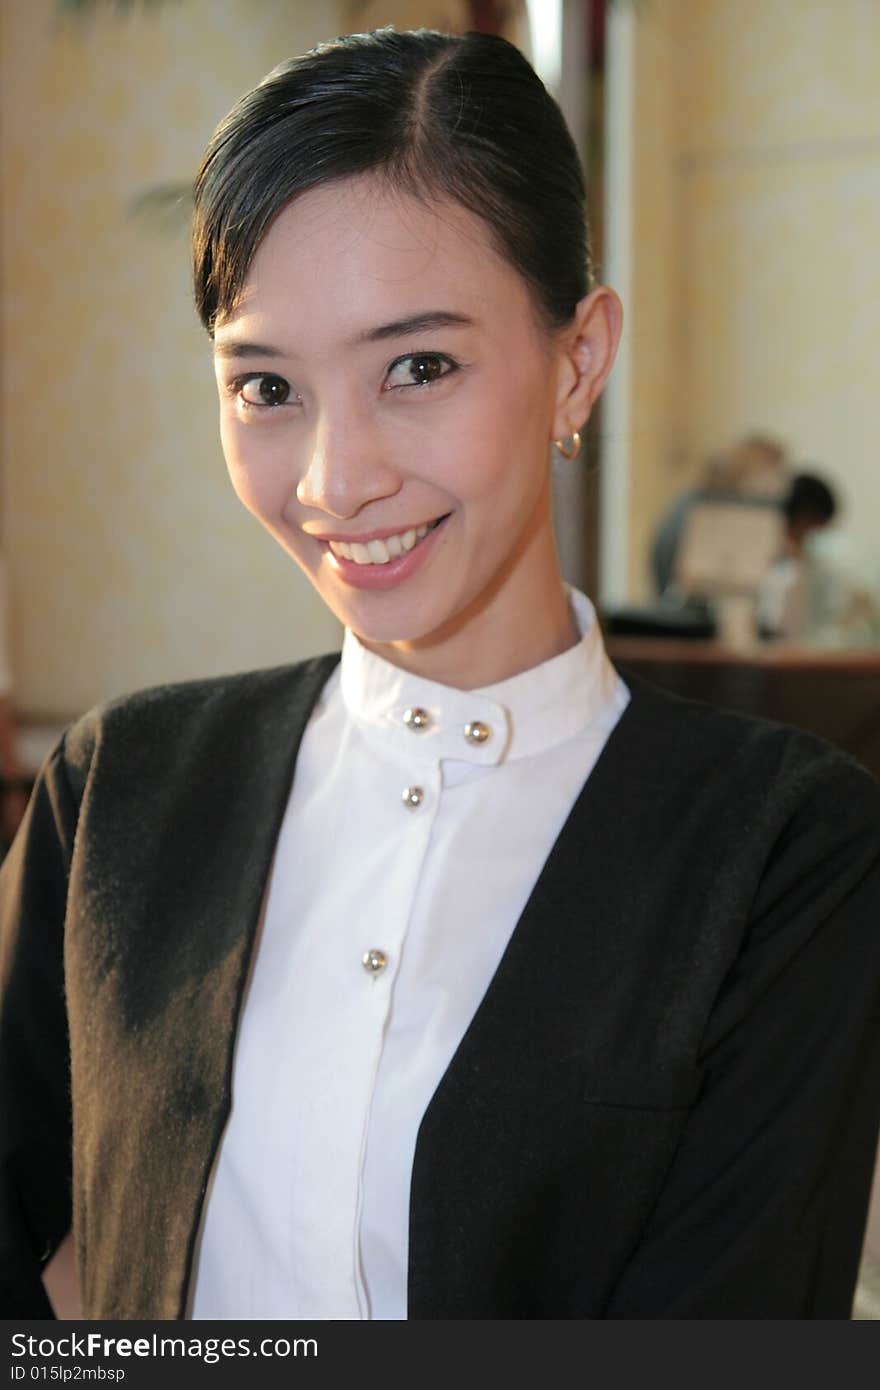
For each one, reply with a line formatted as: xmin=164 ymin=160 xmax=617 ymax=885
xmin=209 ymin=176 xmax=617 ymax=683
xmin=1 ymin=27 xmax=880 ymax=1322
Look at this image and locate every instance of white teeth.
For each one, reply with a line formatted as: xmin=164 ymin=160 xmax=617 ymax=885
xmin=327 ymin=520 xmax=441 ymax=565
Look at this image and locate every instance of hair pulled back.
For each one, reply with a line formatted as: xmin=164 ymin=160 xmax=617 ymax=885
xmin=192 ymin=28 xmax=590 ymax=336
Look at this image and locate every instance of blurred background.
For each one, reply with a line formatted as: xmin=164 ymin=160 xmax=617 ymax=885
xmin=1 ymin=0 xmax=879 ymax=1314
xmin=2 ymin=0 xmax=879 ymax=712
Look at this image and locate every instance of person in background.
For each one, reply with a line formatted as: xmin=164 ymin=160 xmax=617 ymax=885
xmin=651 ymin=433 xmax=789 ymax=598
xmin=783 ymin=472 xmax=837 ymax=550
xmin=756 ymin=471 xmax=837 ymax=640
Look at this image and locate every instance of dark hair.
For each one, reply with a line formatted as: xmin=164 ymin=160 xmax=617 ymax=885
xmin=192 ymin=28 xmax=590 ymax=336
xmin=783 ymin=472 xmax=837 ymax=527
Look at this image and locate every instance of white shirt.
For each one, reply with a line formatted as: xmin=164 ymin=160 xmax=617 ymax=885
xmin=190 ymin=587 xmax=628 ymax=1320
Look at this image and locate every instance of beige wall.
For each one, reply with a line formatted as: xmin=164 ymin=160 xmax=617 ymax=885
xmin=619 ymin=0 xmax=880 ymax=600
xmin=627 ymin=0 xmax=682 ymax=602
xmin=0 ymin=0 xmax=344 ymax=720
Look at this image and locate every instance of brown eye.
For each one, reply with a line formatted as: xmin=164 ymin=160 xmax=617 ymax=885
xmin=408 ymin=355 xmax=444 ymax=385
xmin=385 ymin=353 xmax=457 ymax=389
xmin=239 ymin=374 xmax=291 ymax=407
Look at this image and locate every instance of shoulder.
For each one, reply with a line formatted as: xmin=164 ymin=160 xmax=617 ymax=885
xmin=58 ymin=653 xmax=341 ymax=798
xmin=619 ymin=667 xmax=877 ymax=783
xmin=604 ymin=675 xmax=880 ymax=1060
xmin=612 ymin=670 xmax=880 ymax=856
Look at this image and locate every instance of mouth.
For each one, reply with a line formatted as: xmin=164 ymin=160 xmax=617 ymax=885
xmin=325 ymin=515 xmax=449 ymax=566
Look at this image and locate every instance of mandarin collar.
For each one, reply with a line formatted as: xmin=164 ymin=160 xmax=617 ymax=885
xmin=337 ymin=588 xmax=621 ymax=766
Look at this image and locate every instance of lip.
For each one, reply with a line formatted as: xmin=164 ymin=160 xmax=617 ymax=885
xmin=320 ymin=514 xmax=450 ymax=590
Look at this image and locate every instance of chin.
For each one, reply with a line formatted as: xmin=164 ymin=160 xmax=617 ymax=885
xmin=341 ymin=610 xmax=441 ymax=647
xmin=328 ymin=591 xmax=459 ymax=649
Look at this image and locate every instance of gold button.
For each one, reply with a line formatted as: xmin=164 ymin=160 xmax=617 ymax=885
xmin=402 ymin=786 xmax=424 ymax=809
xmin=403 ymin=706 xmax=431 ymax=731
xmin=463 ymin=720 xmax=491 ymax=744
xmin=362 ymin=949 xmax=387 ymax=975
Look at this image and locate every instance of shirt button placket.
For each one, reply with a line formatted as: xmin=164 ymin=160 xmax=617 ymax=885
xmin=401 ymin=705 xmax=433 ymax=810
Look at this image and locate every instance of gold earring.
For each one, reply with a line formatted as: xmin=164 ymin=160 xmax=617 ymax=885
xmin=553 ymin=431 xmax=582 ymax=460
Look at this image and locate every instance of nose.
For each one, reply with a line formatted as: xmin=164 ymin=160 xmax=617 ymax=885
xmin=294 ymin=411 xmax=402 ymax=519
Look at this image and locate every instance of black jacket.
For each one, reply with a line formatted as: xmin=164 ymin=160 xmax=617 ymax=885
xmin=1 ymin=658 xmax=879 ymax=1318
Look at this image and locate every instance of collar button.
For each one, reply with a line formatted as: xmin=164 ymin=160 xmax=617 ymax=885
xmin=403 ymin=706 xmax=431 ymax=732
xmin=463 ymin=720 xmax=491 ymax=745
xmin=402 ymin=786 xmax=425 ymax=809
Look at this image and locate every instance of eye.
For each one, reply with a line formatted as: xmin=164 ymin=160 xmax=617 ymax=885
xmin=384 ymin=353 xmax=458 ymax=390
xmin=233 ymin=373 xmax=292 ymax=409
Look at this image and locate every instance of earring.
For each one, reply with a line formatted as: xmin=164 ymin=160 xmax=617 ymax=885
xmin=553 ymin=431 xmax=582 ymax=460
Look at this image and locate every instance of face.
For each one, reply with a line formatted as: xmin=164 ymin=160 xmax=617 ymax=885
xmin=213 ymin=176 xmax=598 ymax=679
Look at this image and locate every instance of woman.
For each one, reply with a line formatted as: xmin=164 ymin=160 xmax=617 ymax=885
xmin=2 ymin=28 xmax=879 ymax=1321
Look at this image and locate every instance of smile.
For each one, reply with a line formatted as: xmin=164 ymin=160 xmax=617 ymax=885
xmin=327 ymin=518 xmax=445 ymax=566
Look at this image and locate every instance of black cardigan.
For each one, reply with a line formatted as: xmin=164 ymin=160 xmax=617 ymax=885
xmin=1 ymin=658 xmax=879 ymax=1319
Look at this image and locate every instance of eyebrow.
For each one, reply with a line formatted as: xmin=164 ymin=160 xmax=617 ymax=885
xmin=213 ymin=310 xmax=475 ymax=359
xmin=354 ymin=310 xmax=475 ymax=343
xmin=213 ymin=340 xmax=286 ymax=360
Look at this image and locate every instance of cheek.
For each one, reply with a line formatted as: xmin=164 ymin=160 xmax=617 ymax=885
xmin=218 ymin=412 xmax=246 ymax=491
xmin=219 ymin=415 xmax=286 ymax=520
xmin=441 ymin=374 xmax=552 ymax=506
xmin=484 ymin=351 xmax=555 ymax=438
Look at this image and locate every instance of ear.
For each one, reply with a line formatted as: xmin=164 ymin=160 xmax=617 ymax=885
xmin=551 ymin=286 xmax=623 ymax=442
